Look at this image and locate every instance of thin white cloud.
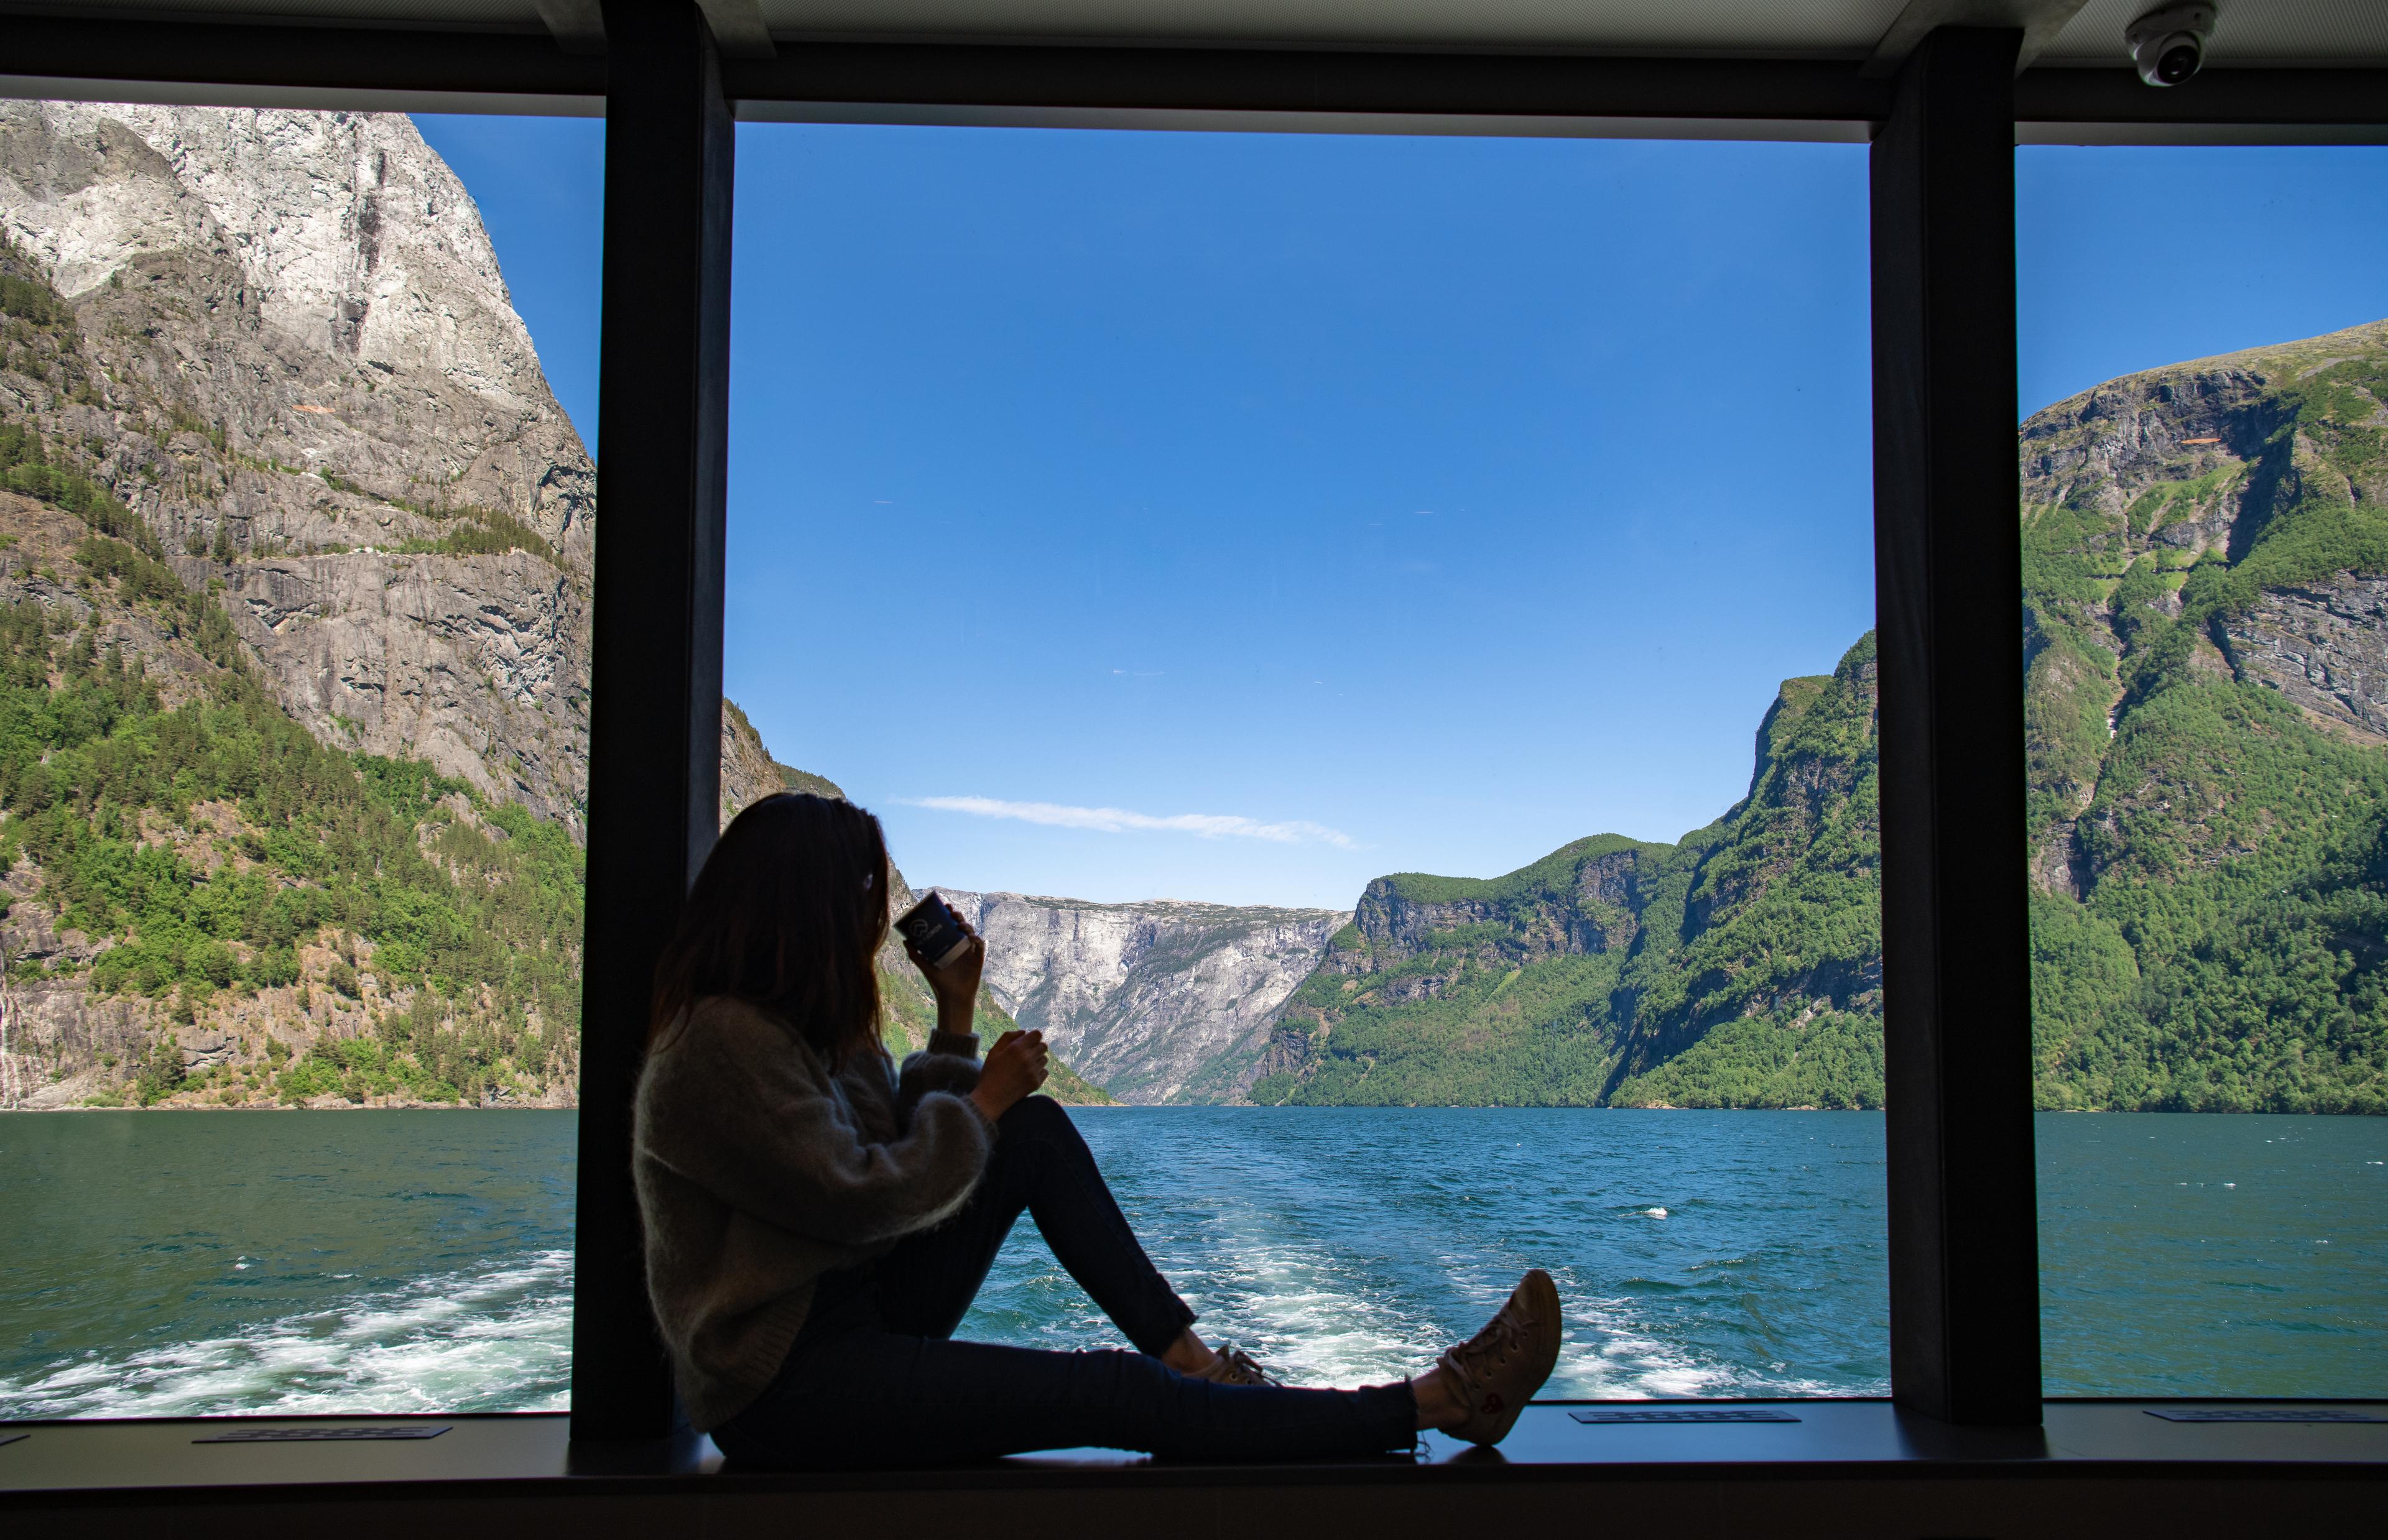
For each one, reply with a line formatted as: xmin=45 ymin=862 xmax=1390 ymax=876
xmin=904 ymin=795 xmax=1355 ymax=848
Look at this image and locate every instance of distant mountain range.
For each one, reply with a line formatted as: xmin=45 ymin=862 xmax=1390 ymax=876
xmin=0 ymin=103 xmax=2376 ymax=1114
xmin=747 ymin=323 xmax=2388 ymax=1114
xmin=935 ymin=890 xmax=1345 ymax=1104
xmin=731 ymin=640 xmax=1882 ymax=1112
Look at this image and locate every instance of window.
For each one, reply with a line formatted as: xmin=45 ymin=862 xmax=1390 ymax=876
xmin=0 ymin=103 xmax=601 ymax=1417
xmin=2017 ymin=143 xmax=2388 ymax=1397
xmin=725 ymin=123 xmax=1887 ymax=1398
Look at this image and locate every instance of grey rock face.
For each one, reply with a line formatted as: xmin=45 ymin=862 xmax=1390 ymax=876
xmin=0 ymin=101 xmax=595 ymax=832
xmin=720 ymin=699 xmax=787 ymax=828
xmin=2016 ymin=361 xmax=2279 ymax=559
xmin=720 ymin=703 xmax=851 ymax=829
xmin=180 ymin=1030 xmax=238 ymax=1070
xmin=2224 ymin=574 xmax=2388 ymax=742
xmin=1351 ymin=882 xmax=1499 ymax=954
xmin=933 ymin=890 xmax=1348 ymax=1104
xmin=215 ymin=548 xmax=590 ymax=814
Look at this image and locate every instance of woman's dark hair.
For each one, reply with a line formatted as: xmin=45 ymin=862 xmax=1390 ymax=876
xmin=649 ymin=792 xmax=892 ymax=1066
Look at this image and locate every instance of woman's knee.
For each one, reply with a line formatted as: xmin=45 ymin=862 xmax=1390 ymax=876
xmin=998 ymin=1092 xmax=1073 ymax=1139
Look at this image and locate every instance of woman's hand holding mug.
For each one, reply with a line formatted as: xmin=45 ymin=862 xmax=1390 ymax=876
xmin=903 ymin=901 xmax=986 ymax=1045
xmin=970 ymin=1029 xmax=1048 ymax=1122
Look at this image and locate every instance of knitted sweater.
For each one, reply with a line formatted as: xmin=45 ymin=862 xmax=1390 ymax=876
xmin=632 ymin=994 xmax=994 ymax=1431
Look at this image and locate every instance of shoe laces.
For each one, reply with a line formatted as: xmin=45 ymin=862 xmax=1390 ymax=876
xmin=1438 ymin=1295 xmax=1537 ymax=1404
xmin=1209 ymin=1344 xmax=1282 ymax=1388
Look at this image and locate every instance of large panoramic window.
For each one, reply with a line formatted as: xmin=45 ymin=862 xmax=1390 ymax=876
xmin=726 ymin=124 xmax=1889 ymax=1403
xmin=0 ymin=103 xmax=600 ymax=1416
xmin=2017 ymin=143 xmax=2388 ymax=1396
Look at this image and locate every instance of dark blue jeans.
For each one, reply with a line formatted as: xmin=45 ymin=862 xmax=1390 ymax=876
xmin=711 ymin=1095 xmax=1417 ymax=1467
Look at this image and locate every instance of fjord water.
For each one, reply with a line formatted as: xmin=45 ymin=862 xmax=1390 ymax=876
xmin=2 ymin=1109 xmax=2381 ymax=1417
xmin=0 ymin=1112 xmax=575 ymax=1417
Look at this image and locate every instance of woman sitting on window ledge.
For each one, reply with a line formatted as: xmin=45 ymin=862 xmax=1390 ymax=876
xmin=634 ymin=792 xmax=1563 ymax=1468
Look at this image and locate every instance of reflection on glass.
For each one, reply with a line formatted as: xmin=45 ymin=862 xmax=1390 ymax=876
xmin=0 ymin=101 xmax=598 ymax=1415
xmin=724 ymin=126 xmax=1889 ymax=1396
xmin=2019 ymin=144 xmax=2388 ymax=1395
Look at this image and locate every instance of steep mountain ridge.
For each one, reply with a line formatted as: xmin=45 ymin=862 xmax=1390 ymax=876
xmin=0 ymin=103 xmax=594 ymax=832
xmin=931 ymin=889 xmax=1348 ymax=1104
xmin=0 ymin=103 xmax=599 ymax=1112
xmin=1259 ymin=318 xmax=2388 ymax=1113
xmin=1251 ymin=637 xmax=1882 ymax=1109
xmin=2019 ymin=318 xmax=2388 ymax=1111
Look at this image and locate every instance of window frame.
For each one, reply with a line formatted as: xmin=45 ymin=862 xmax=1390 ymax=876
xmin=4 ymin=0 xmax=2385 ymax=1446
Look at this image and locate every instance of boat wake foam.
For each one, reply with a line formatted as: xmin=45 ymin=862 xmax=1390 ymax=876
xmin=0 ymin=1250 xmax=572 ymax=1419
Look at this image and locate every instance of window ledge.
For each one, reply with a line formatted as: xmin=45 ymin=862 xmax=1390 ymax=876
xmin=3 ymin=1401 xmax=2384 ymax=1506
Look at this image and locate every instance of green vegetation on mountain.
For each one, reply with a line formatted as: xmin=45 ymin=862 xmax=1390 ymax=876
xmin=1252 ymin=636 xmax=1882 ymax=1110
xmin=0 ymin=507 xmax=584 ymax=1108
xmin=2019 ymin=323 xmax=2388 ymax=1113
xmin=1 ymin=239 xmax=584 ymax=1108
xmin=1260 ymin=320 xmax=2388 ymax=1113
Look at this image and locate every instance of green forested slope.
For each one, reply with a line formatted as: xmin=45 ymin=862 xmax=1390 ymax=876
xmin=1250 ymin=637 xmax=1883 ymax=1109
xmin=2020 ymin=323 xmax=2388 ymax=1112
xmin=1257 ymin=320 xmax=2388 ymax=1112
xmin=0 ymin=514 xmax=586 ymax=1107
xmin=2 ymin=237 xmax=585 ymax=1107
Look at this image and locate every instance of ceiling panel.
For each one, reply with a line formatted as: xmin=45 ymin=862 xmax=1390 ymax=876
xmin=2039 ymin=0 xmax=2388 ymax=65
xmin=15 ymin=0 xmax=2388 ymax=64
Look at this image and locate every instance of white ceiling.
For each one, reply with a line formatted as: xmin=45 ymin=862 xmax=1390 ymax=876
xmin=19 ymin=0 xmax=2388 ymax=64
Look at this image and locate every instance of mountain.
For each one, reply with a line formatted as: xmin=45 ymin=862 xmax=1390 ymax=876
xmin=720 ymin=697 xmax=846 ymax=817
xmin=2019 ymin=320 xmax=2388 ymax=1113
xmin=6 ymin=103 xmax=2372 ymax=1115
xmin=931 ymin=890 xmax=1349 ymax=1104
xmin=0 ymin=104 xmax=596 ymax=1111
xmin=0 ymin=102 xmax=594 ymax=832
xmin=1256 ymin=320 xmax=2388 ymax=1114
xmin=1250 ymin=636 xmax=1883 ymax=1109
xmin=717 ymin=704 xmax=1113 ymax=1105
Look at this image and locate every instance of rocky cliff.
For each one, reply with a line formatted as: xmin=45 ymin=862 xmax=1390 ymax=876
xmin=0 ymin=104 xmax=595 ymax=1110
xmin=0 ymin=102 xmax=594 ymax=832
xmin=720 ymin=698 xmax=847 ymax=825
xmin=929 ymin=890 xmax=1348 ymax=1104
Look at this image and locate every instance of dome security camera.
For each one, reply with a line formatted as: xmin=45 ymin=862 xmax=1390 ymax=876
xmin=2126 ymin=4 xmax=2216 ymax=87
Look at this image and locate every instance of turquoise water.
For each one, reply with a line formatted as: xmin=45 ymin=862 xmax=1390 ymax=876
xmin=978 ymin=1107 xmax=1892 ymax=1398
xmin=1 ymin=1109 xmax=2380 ymax=1416
xmin=2036 ymin=1113 xmax=2388 ymax=1396
xmin=0 ymin=1110 xmax=575 ymax=1417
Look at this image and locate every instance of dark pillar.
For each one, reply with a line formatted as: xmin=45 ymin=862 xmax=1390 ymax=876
xmin=1870 ymin=27 xmax=2043 ymax=1427
xmin=572 ymin=0 xmax=734 ymax=1440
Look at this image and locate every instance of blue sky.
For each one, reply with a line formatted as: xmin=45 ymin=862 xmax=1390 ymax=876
xmin=413 ymin=118 xmax=2388 ymax=908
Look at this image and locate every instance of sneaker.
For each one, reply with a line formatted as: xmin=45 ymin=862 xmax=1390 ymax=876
xmin=1433 ymin=1269 xmax=1562 ymax=1445
xmin=1185 ymin=1344 xmax=1281 ymax=1388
